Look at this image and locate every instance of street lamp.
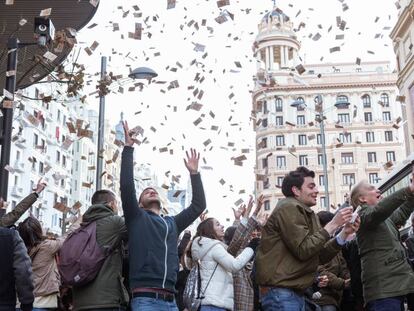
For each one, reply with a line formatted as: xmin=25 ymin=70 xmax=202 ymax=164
xmin=291 ymin=94 xmax=349 ymax=210
xmin=95 ymin=58 xmax=157 ymax=190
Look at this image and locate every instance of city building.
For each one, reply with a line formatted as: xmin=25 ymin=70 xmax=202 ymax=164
xmin=390 ymin=0 xmax=414 ymax=155
xmin=253 ymin=5 xmax=406 ymax=214
xmin=5 ymin=84 xmax=124 ymax=234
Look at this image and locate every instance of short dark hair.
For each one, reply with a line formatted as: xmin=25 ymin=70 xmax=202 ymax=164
xmin=281 ymin=166 xmax=315 ymax=197
xmin=224 ymin=226 xmax=237 ymax=245
xmin=317 ymin=211 xmax=334 ymax=227
xmin=91 ymin=189 xmax=116 ymax=205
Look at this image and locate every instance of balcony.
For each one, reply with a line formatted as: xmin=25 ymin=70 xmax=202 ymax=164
xmin=13 ymin=161 xmax=25 ymax=173
xmin=15 ymin=138 xmax=27 ymax=149
xmin=10 ymin=186 xmax=23 ymax=198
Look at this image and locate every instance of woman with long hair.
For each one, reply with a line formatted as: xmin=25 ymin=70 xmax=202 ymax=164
xmin=18 ymin=216 xmax=79 ymax=311
xmin=191 ymin=217 xmax=255 ymax=311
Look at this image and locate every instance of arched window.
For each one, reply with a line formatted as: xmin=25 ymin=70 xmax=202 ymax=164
xmin=380 ymin=93 xmax=389 ymax=107
xmin=362 ymin=94 xmax=371 ymax=108
xmin=336 ymin=95 xmax=349 ymax=109
xmin=337 ymin=95 xmax=349 ymax=103
xmin=275 ymin=97 xmax=283 ymax=112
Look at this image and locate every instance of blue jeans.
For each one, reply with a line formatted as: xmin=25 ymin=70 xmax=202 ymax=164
xmin=321 ymin=305 xmax=337 ymax=311
xmin=367 ymin=296 xmax=404 ymax=311
xmin=131 ymin=297 xmax=178 ymax=311
xmin=200 ymin=306 xmax=227 ymax=311
xmin=261 ymin=287 xmax=305 ymax=311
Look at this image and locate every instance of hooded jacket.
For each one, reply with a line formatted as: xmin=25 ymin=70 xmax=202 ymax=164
xmin=72 ymin=204 xmax=128 ymax=310
xmin=191 ymin=237 xmax=253 ymax=310
xmin=120 ymin=146 xmax=206 ymax=292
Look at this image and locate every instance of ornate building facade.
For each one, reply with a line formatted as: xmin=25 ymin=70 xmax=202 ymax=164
xmin=253 ymin=6 xmax=406 ymax=214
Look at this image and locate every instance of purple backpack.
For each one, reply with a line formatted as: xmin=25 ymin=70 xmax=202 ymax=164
xmin=58 ymin=221 xmax=111 ymax=287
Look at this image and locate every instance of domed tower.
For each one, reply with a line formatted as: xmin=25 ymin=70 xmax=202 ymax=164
xmin=254 ymin=4 xmax=301 ymax=74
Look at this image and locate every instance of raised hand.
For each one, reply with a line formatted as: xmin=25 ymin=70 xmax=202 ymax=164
xmin=245 ymin=195 xmax=254 ymax=218
xmin=184 ymin=148 xmax=200 ymax=175
xmin=232 ymin=204 xmax=246 ymax=221
xmin=199 ymin=211 xmax=208 ymax=222
xmin=34 ymin=178 xmax=47 ymax=194
xmin=253 ymin=194 xmax=265 ymax=217
xmin=122 ymin=121 xmax=134 ymax=147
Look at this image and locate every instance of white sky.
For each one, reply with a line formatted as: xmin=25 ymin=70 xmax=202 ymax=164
xmin=71 ymin=0 xmax=400 ymax=224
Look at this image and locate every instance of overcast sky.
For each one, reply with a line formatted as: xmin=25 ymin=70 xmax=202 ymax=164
xmin=71 ymin=0 xmax=400 ymax=224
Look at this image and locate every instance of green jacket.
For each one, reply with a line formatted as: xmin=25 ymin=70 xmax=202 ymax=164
xmin=0 ymin=193 xmax=38 ymax=227
xmin=255 ymin=197 xmax=341 ymax=292
xmin=72 ymin=204 xmax=128 ymax=310
xmin=357 ymin=187 xmax=414 ymax=304
xmin=314 ymin=253 xmax=349 ymax=308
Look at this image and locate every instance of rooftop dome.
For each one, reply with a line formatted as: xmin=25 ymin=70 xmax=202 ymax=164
xmin=262 ymin=6 xmax=290 ymax=23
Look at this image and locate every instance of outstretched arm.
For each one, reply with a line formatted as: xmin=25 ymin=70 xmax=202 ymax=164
xmin=120 ymin=121 xmax=142 ymax=223
xmin=0 ymin=179 xmax=46 ymax=227
xmin=174 ymin=149 xmax=206 ymax=233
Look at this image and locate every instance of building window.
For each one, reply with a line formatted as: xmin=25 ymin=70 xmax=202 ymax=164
xmin=297 ymin=115 xmax=306 ymax=125
xmin=298 ymin=134 xmax=307 ymax=145
xmin=384 ymin=131 xmax=393 ymax=142
xmin=362 ymin=94 xmax=371 ymax=108
xmin=52 ymin=214 xmax=58 ymax=227
xmin=259 ymin=137 xmax=267 ymax=149
xmin=277 ymin=176 xmax=284 ymax=186
xmin=275 ymin=135 xmax=285 ymax=146
xmin=364 ymin=112 xmax=373 ymax=122
xmin=264 ymin=200 xmax=270 ymax=211
xmin=380 ymin=93 xmax=390 ymax=107
xmin=276 ymin=156 xmax=286 ymax=168
xmin=339 ymin=133 xmax=352 ymax=143
xmin=299 ymin=155 xmax=308 ymax=166
xmin=319 ymin=175 xmax=325 ymax=186
xmin=318 ymin=154 xmax=325 ymax=165
xmin=262 ymin=118 xmax=268 ymax=128
xmin=367 ymin=152 xmax=377 ymax=163
xmin=263 ymin=101 xmax=268 ymax=114
xmin=262 ymin=158 xmax=268 ymax=169
xmin=342 ymin=173 xmax=355 ymax=185
xmin=317 ymin=134 xmax=326 ymax=145
xmin=296 ymin=97 xmax=305 ymax=111
xmin=366 ymin=131 xmax=375 ymax=143
xmin=336 ymin=95 xmax=349 ymax=108
xmin=57 ymin=110 xmax=61 ymax=122
xmin=275 ymin=97 xmax=283 ymax=112
xmin=369 ymin=173 xmax=379 ymax=184
xmin=341 ymin=152 xmax=354 ymax=164
xmin=62 ymin=155 xmax=67 ymax=167
xmin=382 ymin=111 xmax=391 ymax=122
xmin=320 ymin=197 xmax=327 ymax=208
xmin=338 ymin=113 xmax=350 ymax=124
xmin=39 ymin=162 xmax=44 ymax=175
xmin=275 ymin=116 xmax=283 ymax=126
xmin=386 ymin=151 xmax=396 ymax=162
xmin=33 ymin=133 xmax=39 ymax=148
xmin=56 ymin=151 xmax=61 ymax=163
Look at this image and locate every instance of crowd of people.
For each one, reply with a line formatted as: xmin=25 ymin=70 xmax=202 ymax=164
xmin=1 ymin=120 xmax=414 ymax=311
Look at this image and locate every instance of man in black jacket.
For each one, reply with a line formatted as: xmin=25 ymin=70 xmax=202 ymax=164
xmin=0 ymin=227 xmax=34 ymax=311
xmin=120 ymin=121 xmax=206 ymax=310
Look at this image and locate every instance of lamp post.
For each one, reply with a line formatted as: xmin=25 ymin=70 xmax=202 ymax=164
xmin=291 ymin=94 xmax=349 ymax=211
xmin=95 ymin=62 xmax=157 ymax=190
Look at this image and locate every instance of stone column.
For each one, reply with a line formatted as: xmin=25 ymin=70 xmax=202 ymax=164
xmin=265 ymin=47 xmax=270 ymax=70
xmin=280 ymin=46 xmax=285 ymax=68
xmin=269 ymin=46 xmax=274 ymax=70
